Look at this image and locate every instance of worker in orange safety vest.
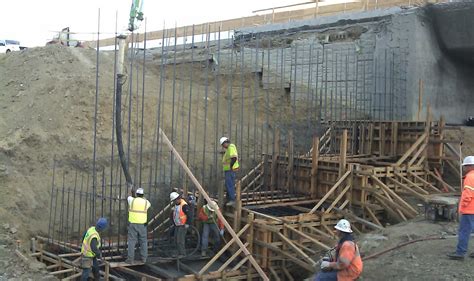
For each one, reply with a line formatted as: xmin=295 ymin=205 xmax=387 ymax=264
xmin=170 ymin=191 xmax=190 ymax=257
xmin=448 ymin=156 xmax=474 ymax=260
xmin=314 ymin=219 xmax=363 ymax=281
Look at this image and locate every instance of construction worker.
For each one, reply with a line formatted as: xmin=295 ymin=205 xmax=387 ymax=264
xmin=170 ymin=191 xmax=190 ymax=257
xmin=315 ymin=219 xmax=363 ymax=281
xmin=126 ymin=187 xmax=151 ymax=264
xmin=80 ymin=217 xmax=108 ymax=281
xmin=187 ymin=194 xmax=197 ymax=225
xmin=220 ymin=137 xmax=239 ymax=206
xmin=198 ymin=200 xmax=224 ymax=257
xmin=447 ymin=156 xmax=474 ymax=260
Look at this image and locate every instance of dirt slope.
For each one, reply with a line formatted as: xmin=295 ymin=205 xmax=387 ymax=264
xmin=0 ymin=46 xmax=119 ymax=238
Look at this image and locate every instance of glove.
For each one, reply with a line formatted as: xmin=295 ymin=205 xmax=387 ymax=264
xmin=219 ymin=229 xmax=224 ymax=236
xmin=185 ymin=224 xmax=190 ymax=229
xmin=320 ymin=261 xmax=330 ymax=270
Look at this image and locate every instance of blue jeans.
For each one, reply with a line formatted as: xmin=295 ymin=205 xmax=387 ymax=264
xmin=225 ymin=170 xmax=236 ymax=201
xmin=456 ymin=214 xmax=474 ymax=255
xmin=81 ymin=257 xmax=99 ymax=280
xmin=314 ymin=270 xmax=337 ymax=281
xmin=201 ymin=223 xmax=221 ymax=251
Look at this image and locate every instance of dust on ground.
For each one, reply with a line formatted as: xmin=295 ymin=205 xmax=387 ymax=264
xmin=359 ymin=219 xmax=474 ymax=281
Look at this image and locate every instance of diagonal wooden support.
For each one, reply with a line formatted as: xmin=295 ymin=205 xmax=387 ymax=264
xmin=198 ymin=223 xmax=250 ymax=276
xmin=364 ymin=206 xmax=383 ymax=227
xmin=407 ymin=171 xmax=441 ymax=193
xmin=217 ymin=242 xmax=249 ymax=272
xmin=324 ymin=184 xmax=351 ymax=214
xmin=407 ymin=142 xmax=428 ymax=167
xmin=427 ymin=169 xmax=456 ymax=192
xmin=254 ymin=240 xmax=314 ymax=272
xmin=309 ymin=170 xmax=351 ymax=214
xmin=269 ymin=266 xmax=282 ymax=281
xmin=371 ymin=175 xmax=418 ymax=216
xmin=148 ymin=203 xmax=171 ymax=226
xmin=395 ymin=173 xmax=430 ymax=195
xmin=283 ymin=225 xmax=332 ymax=251
xmin=387 ymin=177 xmax=428 ymax=202
xmin=372 ymin=193 xmax=407 ymax=222
xmin=159 ymin=128 xmax=269 ymax=281
xmin=276 ymin=232 xmax=317 ymax=267
xmin=395 ymin=132 xmax=427 ymax=166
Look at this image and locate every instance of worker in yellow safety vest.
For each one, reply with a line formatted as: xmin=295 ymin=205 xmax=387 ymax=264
xmin=220 ymin=137 xmax=239 ymax=206
xmin=170 ymin=191 xmax=190 ymax=257
xmin=80 ymin=217 xmax=107 ymax=281
xmin=126 ymin=187 xmax=151 ymax=264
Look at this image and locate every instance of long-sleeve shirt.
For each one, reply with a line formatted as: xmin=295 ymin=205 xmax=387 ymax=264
xmin=197 ymin=207 xmax=224 ymax=230
xmin=90 ymin=238 xmax=101 ymax=258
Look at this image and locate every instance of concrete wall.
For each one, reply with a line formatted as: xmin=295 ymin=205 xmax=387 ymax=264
xmin=402 ymin=4 xmax=474 ymax=123
xmin=145 ymin=2 xmax=474 ymax=123
xmin=236 ymin=2 xmax=474 ymax=123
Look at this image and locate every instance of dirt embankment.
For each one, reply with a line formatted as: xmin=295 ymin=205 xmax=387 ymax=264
xmin=359 ymin=219 xmax=474 ymax=281
xmin=0 ymin=46 xmax=119 ymax=239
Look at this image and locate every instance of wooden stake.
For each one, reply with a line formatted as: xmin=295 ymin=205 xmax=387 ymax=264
xmin=311 ymin=136 xmax=320 ymax=199
xmin=271 ymin=129 xmax=280 ymax=193
xmin=286 ymin=130 xmax=294 ymax=193
xmin=339 ymin=129 xmax=348 ymax=177
xmin=418 ymin=79 xmax=423 ymax=120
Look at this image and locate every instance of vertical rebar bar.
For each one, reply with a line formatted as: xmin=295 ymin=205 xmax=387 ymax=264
xmin=92 ymin=8 xmax=101 ymax=220
xmin=186 ymin=25 xmax=195 ymax=174
xmin=109 ymin=10 xmax=118 ymax=253
xmin=48 ymin=160 xmax=56 ymax=242
xmin=60 ymin=172 xmax=66 ymax=247
xmin=170 ymin=25 xmax=178 ymax=186
xmin=202 ymin=24 xmax=210 ymax=183
xmin=70 ymin=171 xmax=78 ymax=243
xmin=239 ymin=35 xmax=244 ymax=166
xmin=139 ymin=19 xmax=147 ymax=186
xmin=156 ymin=26 xmax=167 ymax=184
xmin=78 ymin=173 xmax=84 ymax=244
xmin=216 ymin=28 xmax=222 ymax=185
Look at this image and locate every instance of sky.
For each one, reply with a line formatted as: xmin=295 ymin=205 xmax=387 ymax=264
xmin=2 ymin=0 xmax=352 ymax=47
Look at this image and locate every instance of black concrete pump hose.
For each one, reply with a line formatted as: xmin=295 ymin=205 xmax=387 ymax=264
xmin=115 ymin=73 xmax=134 ymax=191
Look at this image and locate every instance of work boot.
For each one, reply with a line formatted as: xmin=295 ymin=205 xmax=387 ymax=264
xmin=225 ymin=201 xmax=235 ymax=207
xmin=125 ymin=258 xmax=134 ymax=264
xmin=201 ymin=250 xmax=206 ymax=257
xmin=447 ymin=252 xmax=465 ymax=260
xmin=469 ymin=253 xmax=474 ymax=258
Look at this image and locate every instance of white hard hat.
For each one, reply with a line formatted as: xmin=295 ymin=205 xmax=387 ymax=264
xmin=170 ymin=192 xmax=180 ymax=202
xmin=462 ymin=156 xmax=474 ymax=166
xmin=206 ymin=200 xmax=219 ymax=212
xmin=219 ymin=137 xmax=229 ymax=145
xmin=334 ymin=219 xmax=353 ymax=233
xmin=136 ymin=188 xmax=144 ymax=195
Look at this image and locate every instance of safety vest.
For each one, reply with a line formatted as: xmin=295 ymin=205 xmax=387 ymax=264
xmin=81 ymin=227 xmax=101 ymax=258
xmin=337 ymin=241 xmax=363 ymax=281
xmin=222 ymin=143 xmax=240 ymax=171
xmin=128 ymin=197 xmax=150 ymax=224
xmin=173 ymin=201 xmax=188 ymax=226
xmin=460 ymin=170 xmax=474 ymax=214
xmin=202 ymin=206 xmax=218 ymax=224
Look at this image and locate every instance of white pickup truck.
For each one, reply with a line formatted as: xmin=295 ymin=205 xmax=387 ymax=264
xmin=0 ymin=39 xmax=21 ymax=53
